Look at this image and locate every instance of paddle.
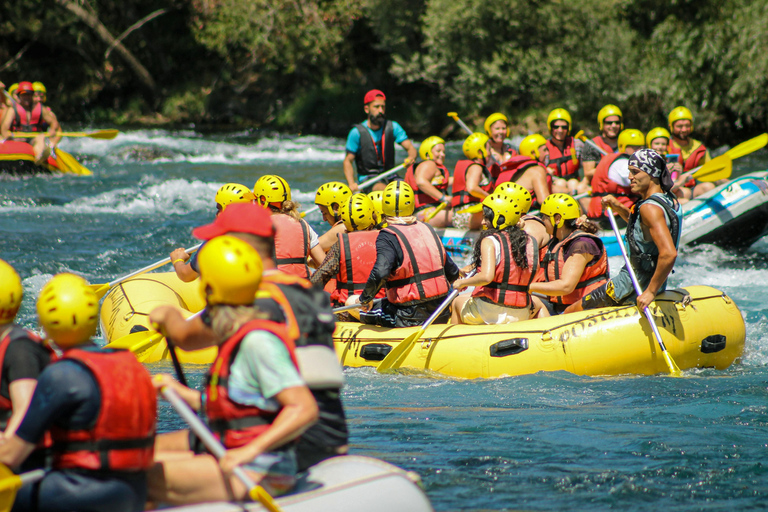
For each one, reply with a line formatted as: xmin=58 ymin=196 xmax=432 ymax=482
xmin=605 ymin=206 xmax=681 ymax=377
xmin=13 ymin=129 xmax=119 ymax=140
xmin=574 ymin=133 xmax=609 ymax=157
xmin=332 ymin=304 xmax=363 ymax=314
xmin=54 ymin=147 xmax=92 ymax=176
xmin=676 ymin=132 xmax=768 ymax=185
xmin=377 ymin=270 xmax=476 ymax=372
xmin=89 ymin=244 xmax=202 ymax=299
xmin=424 ymin=201 xmax=448 ymax=221
xmin=0 ymin=467 xmax=45 ymax=512
xmin=723 ymin=132 xmax=768 ymax=160
xmin=160 ymin=386 xmax=283 ymax=512
xmin=104 ymin=311 xmax=202 ymax=358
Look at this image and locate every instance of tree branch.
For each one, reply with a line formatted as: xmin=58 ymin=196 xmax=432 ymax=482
xmin=105 ymin=8 xmax=169 ymax=60
xmin=0 ymin=39 xmax=37 ymax=73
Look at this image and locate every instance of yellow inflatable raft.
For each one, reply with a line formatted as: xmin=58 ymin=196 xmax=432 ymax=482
xmin=335 ymin=286 xmax=745 ymax=378
xmin=100 ymin=272 xmax=745 ymax=377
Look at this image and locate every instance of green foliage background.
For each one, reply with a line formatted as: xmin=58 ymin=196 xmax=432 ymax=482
xmin=1 ymin=0 xmax=765 ymax=143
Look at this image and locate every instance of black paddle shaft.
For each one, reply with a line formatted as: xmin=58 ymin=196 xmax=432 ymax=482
xmin=166 ymin=336 xmax=188 ymax=387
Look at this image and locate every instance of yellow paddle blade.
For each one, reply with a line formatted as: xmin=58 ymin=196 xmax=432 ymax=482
xmin=456 ymin=203 xmax=483 ymax=215
xmin=54 ymin=148 xmax=92 ymax=176
xmin=89 ymin=283 xmax=111 ymax=300
xmin=424 ymin=202 xmax=447 ymax=221
xmin=663 ymin=350 xmax=682 ymax=377
xmin=725 ymin=133 xmax=768 ymax=160
xmin=0 ymin=464 xmax=22 ymax=512
xmin=105 ymin=330 xmax=163 ymax=353
xmin=248 ymin=485 xmax=283 ymax=512
xmin=447 ymin=112 xmax=459 ymax=120
xmin=691 ymin=154 xmax=732 ymax=182
xmin=377 ymin=327 xmax=425 ymax=372
xmin=573 ymin=129 xmax=584 ymax=140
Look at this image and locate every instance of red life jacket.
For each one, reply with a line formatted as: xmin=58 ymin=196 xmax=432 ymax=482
xmin=592 ymin=135 xmax=618 ymax=154
xmin=472 ymin=231 xmax=538 ymax=308
xmin=451 ymin=160 xmax=493 ymax=208
xmin=588 ymin=153 xmax=639 ymax=218
xmin=331 ymin=230 xmax=385 ymax=305
xmin=272 ymin=214 xmax=310 ymax=278
xmin=51 ymin=349 xmax=156 ymax=472
xmin=205 ymin=320 xmax=298 ymax=449
xmin=546 ymin=137 xmax=580 ymax=180
xmin=542 ymin=231 xmax=609 ymax=305
xmin=405 ymin=161 xmax=450 ymax=210
xmin=667 ymin=139 xmax=708 ymax=173
xmin=495 ymin=156 xmax=552 ymax=208
xmin=10 ymin=102 xmax=47 ymax=133
xmin=383 ymin=222 xmax=450 ymax=305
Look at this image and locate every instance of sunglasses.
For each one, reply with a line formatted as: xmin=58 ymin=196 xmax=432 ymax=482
xmin=552 ymin=124 xmax=569 ymax=131
xmin=604 ymin=120 xmax=621 ymax=126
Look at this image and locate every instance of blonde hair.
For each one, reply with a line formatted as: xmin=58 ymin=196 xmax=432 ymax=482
xmin=208 ymin=304 xmax=269 ymax=341
xmin=269 ymin=200 xmax=302 ymax=221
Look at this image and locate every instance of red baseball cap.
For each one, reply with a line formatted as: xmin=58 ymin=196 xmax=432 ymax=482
xmin=363 ymin=89 xmax=386 ymax=104
xmin=192 ymin=202 xmax=275 ymax=240
xmin=17 ymin=82 xmax=34 ymax=95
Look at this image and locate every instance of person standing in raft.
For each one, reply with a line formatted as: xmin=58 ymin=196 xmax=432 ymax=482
xmin=0 ymin=81 xmax=60 ymax=165
xmin=0 ymin=260 xmax=55 ymax=472
xmin=314 ymin=181 xmax=352 ymax=251
xmin=152 ymin=203 xmax=348 ymax=474
xmin=484 ymin=113 xmax=518 ymax=163
xmin=667 ymin=106 xmax=716 ymax=198
xmin=404 ymin=135 xmax=453 ymax=227
xmin=451 ymin=132 xmax=496 ymax=230
xmin=149 ymin=236 xmax=318 ymax=505
xmin=0 ymin=274 xmax=156 ymax=512
xmin=253 ymin=175 xmax=326 ymax=277
xmin=565 ymin=149 xmax=682 ymax=313
xmin=343 ymin=89 xmax=417 ymax=192
xmin=529 ymin=194 xmax=608 ymax=315
xmin=171 ymin=183 xmax=256 ymax=282
xmin=451 ymin=187 xmax=541 ymax=324
xmin=347 ymin=181 xmax=460 ymax=327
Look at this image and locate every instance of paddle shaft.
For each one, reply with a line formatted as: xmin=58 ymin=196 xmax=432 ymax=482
xmin=358 ymin=162 xmax=408 ymax=190
xmin=605 ymin=207 xmax=679 ymax=374
xmin=447 ymin=113 xmax=502 ymax=166
xmin=424 ymin=201 xmax=448 ymax=221
xmin=166 ymin=336 xmax=187 ymax=387
xmin=161 ymin=387 xmax=282 ymax=512
xmin=108 ymin=244 xmax=201 ymax=287
xmin=332 ymin=304 xmax=362 ymax=313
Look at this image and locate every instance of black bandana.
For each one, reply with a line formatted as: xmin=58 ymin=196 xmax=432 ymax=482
xmin=628 ymin=148 xmax=674 ymax=192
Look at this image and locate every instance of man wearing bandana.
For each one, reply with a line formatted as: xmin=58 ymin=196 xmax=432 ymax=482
xmin=565 ymin=149 xmax=682 ymax=312
xmin=343 ymin=89 xmax=417 ymax=192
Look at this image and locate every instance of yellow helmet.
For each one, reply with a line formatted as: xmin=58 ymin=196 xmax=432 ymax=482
xmin=32 ymin=82 xmax=46 ymax=93
xmin=463 ymin=133 xmax=490 ymax=160
xmin=493 ymin=182 xmax=532 ymax=214
xmin=518 ymin=134 xmax=548 ymax=160
xmin=484 ymin=113 xmax=510 ymax=138
xmin=418 ymin=136 xmax=445 ymax=161
xmin=315 ymin=181 xmax=352 ymax=216
xmin=482 ymin=193 xmax=525 ymax=230
xmin=36 ymin=274 xmax=98 ymax=348
xmin=540 ymin=193 xmax=581 ymax=229
xmin=367 ymin=190 xmax=384 ymax=217
xmin=340 ymin=193 xmax=376 ymax=231
xmin=646 ymin=127 xmax=671 ymax=147
xmin=198 ymin=235 xmax=263 ymax=306
xmin=8 ymin=83 xmax=18 ymax=95
xmin=618 ymin=129 xmax=645 ymax=153
xmin=668 ymin=106 xmax=693 ymax=131
xmin=215 ymin=183 xmax=255 ymax=212
xmin=0 ymin=259 xmax=23 ymax=325
xmin=382 ymin=181 xmax=415 ymax=217
xmin=547 ymin=108 xmax=572 ymax=135
xmin=597 ymin=104 xmax=623 ymax=131
xmin=253 ymin=175 xmax=291 ymax=207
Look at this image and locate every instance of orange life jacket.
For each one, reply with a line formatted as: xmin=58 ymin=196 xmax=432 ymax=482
xmin=592 ymin=135 xmax=618 ymax=154
xmin=667 ymin=139 xmax=708 ymax=173
xmin=588 ymin=153 xmax=639 ymax=218
xmin=546 ymin=136 xmax=580 ymax=180
xmin=10 ymin=102 xmax=47 ymax=133
xmin=472 ymin=231 xmax=538 ymax=308
xmin=331 ymin=230 xmax=385 ymax=305
xmin=383 ymin=222 xmax=450 ymax=305
xmin=405 ymin=161 xmax=450 ymax=210
xmin=542 ymin=230 xmax=609 ymax=305
xmin=51 ymin=349 xmax=156 ymax=472
xmin=205 ymin=320 xmax=298 ymax=449
xmin=272 ymin=214 xmax=310 ymax=278
xmin=451 ymin=160 xmax=494 ymax=208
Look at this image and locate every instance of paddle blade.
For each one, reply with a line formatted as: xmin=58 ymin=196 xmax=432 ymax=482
xmin=692 ymin=154 xmax=731 ymax=182
xmin=725 ymin=133 xmax=768 ymax=160
xmin=86 ymin=129 xmax=119 ymax=140
xmin=54 ymin=148 xmax=92 ymax=176
xmin=447 ymin=112 xmax=459 ymax=120
xmin=89 ymin=283 xmax=111 ymax=300
xmin=104 ymin=330 xmax=163 ymax=352
xmin=377 ymin=328 xmax=425 ymax=372
xmin=248 ymin=485 xmax=283 ymax=512
xmin=0 ymin=464 xmax=21 ymax=512
xmin=663 ymin=350 xmax=682 ymax=377
xmin=456 ymin=203 xmax=483 ymax=215
xmin=424 ymin=202 xmax=447 ymax=221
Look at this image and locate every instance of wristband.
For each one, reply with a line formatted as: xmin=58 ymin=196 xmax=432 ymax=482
xmin=172 ymin=259 xmax=186 ymax=265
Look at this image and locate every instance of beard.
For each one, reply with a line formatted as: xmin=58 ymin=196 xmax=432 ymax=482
xmin=369 ymin=112 xmax=386 ymax=125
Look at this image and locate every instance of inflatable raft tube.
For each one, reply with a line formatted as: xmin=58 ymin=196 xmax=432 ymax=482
xmin=98 ymin=271 xmax=214 ymax=364
xmin=0 ymin=140 xmax=60 ymax=174
xmin=334 ymin=286 xmax=745 ymax=378
xmin=157 ymin=456 xmax=433 ymax=512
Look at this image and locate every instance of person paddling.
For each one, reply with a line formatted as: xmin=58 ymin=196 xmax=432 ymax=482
xmin=404 ymin=136 xmax=453 ymax=227
xmin=667 ymin=106 xmax=716 ymax=198
xmin=171 ymin=183 xmax=255 ymax=282
xmin=342 ymin=89 xmax=417 ymax=192
xmin=530 ymin=194 xmax=608 ymax=315
xmin=566 ymin=149 xmax=682 ymax=313
xmin=148 ymin=236 xmax=318 ymax=505
xmin=314 ymin=181 xmax=352 ymax=251
xmin=484 ymin=113 xmax=518 ymax=163
xmin=348 ymin=181 xmax=460 ymax=327
xmin=0 ymin=274 xmax=156 ymax=512
xmin=0 ymin=81 xmax=60 ymax=165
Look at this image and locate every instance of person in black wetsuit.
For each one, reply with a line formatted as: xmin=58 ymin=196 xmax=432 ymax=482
xmin=0 ymin=273 xmax=156 ymax=512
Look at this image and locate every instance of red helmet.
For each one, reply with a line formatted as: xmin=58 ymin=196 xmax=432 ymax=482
xmin=16 ymin=81 xmax=34 ymax=94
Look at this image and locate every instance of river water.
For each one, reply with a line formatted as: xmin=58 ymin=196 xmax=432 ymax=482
xmin=3 ymin=130 xmax=768 ymax=511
